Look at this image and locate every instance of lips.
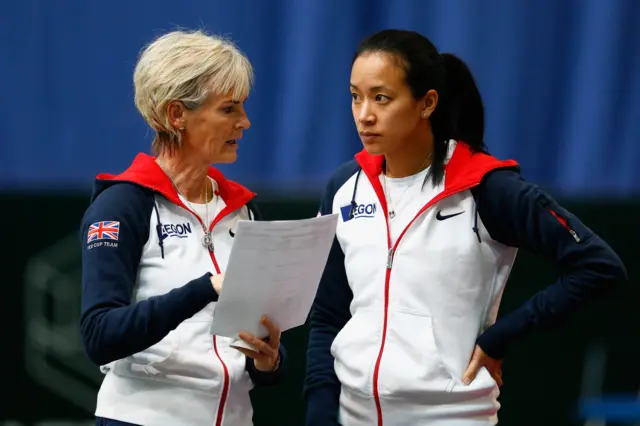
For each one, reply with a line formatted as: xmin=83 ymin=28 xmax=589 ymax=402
xmin=225 ymin=140 xmax=237 ymax=146
xmin=359 ymin=131 xmax=380 ymax=143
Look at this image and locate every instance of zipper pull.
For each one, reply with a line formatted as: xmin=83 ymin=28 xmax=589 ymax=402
xmin=568 ymin=228 xmax=581 ymax=243
xmin=548 ymin=209 xmax=581 ymax=243
xmin=387 ymin=248 xmax=394 ymax=269
xmin=202 ymin=232 xmax=214 ymax=251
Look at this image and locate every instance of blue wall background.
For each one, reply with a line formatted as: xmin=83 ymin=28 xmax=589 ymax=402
xmin=1 ymin=0 xmax=639 ymax=196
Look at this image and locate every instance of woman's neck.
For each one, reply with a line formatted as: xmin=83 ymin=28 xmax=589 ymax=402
xmin=156 ymin=152 xmax=212 ymax=203
xmin=384 ymin=135 xmax=434 ymax=178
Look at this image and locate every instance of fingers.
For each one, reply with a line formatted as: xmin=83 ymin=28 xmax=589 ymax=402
xmin=260 ymin=316 xmax=281 ymax=349
xmin=490 ymin=364 xmax=503 ymax=387
xmin=462 ymin=345 xmax=504 ymax=387
xmin=210 ymin=273 xmax=224 ymax=295
xmin=462 ymin=345 xmax=484 ymax=385
xmin=233 ymin=316 xmax=281 ymax=365
xmin=462 ymin=359 xmax=481 ymax=385
xmin=491 ymin=369 xmax=503 ymax=387
xmin=464 ymin=362 xmax=503 ymax=387
xmin=235 ymin=346 xmax=264 ymax=360
xmin=238 ymin=331 xmax=278 ymax=358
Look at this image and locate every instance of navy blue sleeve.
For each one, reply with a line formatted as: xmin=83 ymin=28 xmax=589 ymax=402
xmin=80 ymin=183 xmax=219 ymax=366
xmin=472 ymin=170 xmax=628 ymax=359
xmin=245 ymin=345 xmax=288 ymax=386
xmin=304 ymin=161 xmax=358 ymax=426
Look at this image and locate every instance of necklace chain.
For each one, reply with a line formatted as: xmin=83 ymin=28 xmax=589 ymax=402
xmin=156 ymin=161 xmax=215 ymax=251
xmin=383 ymin=151 xmax=432 ymax=219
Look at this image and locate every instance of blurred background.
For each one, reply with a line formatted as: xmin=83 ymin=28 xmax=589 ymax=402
xmin=1 ymin=1 xmax=638 ymax=425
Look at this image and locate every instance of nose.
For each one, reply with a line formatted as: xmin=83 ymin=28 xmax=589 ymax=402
xmin=237 ymin=112 xmax=251 ymax=130
xmin=356 ymin=101 xmax=375 ymax=125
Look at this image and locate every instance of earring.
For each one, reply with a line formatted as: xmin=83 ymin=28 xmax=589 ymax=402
xmin=179 ymin=126 xmax=185 ymax=132
xmin=422 ymin=112 xmax=428 ymax=118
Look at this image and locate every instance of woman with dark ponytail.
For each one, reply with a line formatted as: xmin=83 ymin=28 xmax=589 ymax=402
xmin=304 ymin=29 xmax=626 ymax=425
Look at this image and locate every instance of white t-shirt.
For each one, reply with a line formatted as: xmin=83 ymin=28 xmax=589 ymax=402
xmin=379 ymin=167 xmax=443 ymax=245
xmin=178 ymin=177 xmax=221 ymax=231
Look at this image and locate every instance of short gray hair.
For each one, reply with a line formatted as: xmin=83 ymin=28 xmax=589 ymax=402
xmin=133 ymin=30 xmax=254 ymax=154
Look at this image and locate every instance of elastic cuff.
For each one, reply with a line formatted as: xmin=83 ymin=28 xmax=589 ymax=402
xmin=192 ymin=272 xmax=217 ymax=302
xmin=245 ymin=345 xmax=287 ymax=386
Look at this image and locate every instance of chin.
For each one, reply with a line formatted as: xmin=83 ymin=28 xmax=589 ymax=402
xmin=362 ymin=142 xmax=386 ymax=156
xmin=217 ymin=152 xmax=238 ymax=164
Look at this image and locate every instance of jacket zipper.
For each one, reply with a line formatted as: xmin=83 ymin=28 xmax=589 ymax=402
xmin=371 ymin=183 xmax=480 ymax=426
xmin=548 ymin=209 xmax=581 ymax=243
xmin=176 ymin=203 xmax=230 ymax=426
xmin=209 ymin=248 xmax=230 ymax=426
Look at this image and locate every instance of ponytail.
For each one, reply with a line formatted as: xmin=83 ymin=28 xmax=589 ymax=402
xmin=354 ymin=30 xmax=487 ymax=186
xmin=440 ymin=53 xmax=485 ymax=152
xmin=429 ymin=53 xmax=486 ymax=186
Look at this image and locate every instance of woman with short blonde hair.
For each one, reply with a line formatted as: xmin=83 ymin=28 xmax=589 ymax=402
xmin=80 ymin=30 xmax=285 ymax=426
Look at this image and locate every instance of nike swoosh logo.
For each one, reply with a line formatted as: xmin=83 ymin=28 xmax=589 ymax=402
xmin=436 ymin=210 xmax=464 ymax=221
xmin=229 ymin=229 xmax=235 ymax=238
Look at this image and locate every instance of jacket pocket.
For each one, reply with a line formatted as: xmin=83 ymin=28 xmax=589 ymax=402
xmin=548 ymin=208 xmax=582 ymax=243
xmin=177 ymin=319 xmax=247 ymax=390
xmin=162 ymin=319 xmax=228 ymax=392
xmin=113 ymin=329 xmax=179 ymax=377
xmin=377 ymin=310 xmax=455 ymax=401
xmin=331 ymin=309 xmax=380 ymax=395
xmin=113 ymin=319 xmax=229 ymax=393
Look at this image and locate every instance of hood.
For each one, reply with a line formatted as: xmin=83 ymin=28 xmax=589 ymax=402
xmin=91 ymin=153 xmax=256 ymax=213
xmin=355 ymin=140 xmax=519 ymax=196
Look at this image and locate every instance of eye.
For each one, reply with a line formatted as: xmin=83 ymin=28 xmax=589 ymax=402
xmin=351 ymin=92 xmax=360 ymax=101
xmin=223 ymin=106 xmax=234 ymax=114
xmin=375 ymin=94 xmax=390 ymax=103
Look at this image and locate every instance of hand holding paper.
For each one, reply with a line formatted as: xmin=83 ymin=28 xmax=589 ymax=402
xmin=234 ymin=316 xmax=282 ymax=372
xmin=210 ymin=214 xmax=339 ymax=352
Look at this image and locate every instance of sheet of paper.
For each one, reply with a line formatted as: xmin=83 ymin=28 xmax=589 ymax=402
xmin=210 ymin=214 xmax=339 ymax=351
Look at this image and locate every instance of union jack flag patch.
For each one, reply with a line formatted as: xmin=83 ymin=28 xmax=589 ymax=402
xmin=87 ymin=221 xmax=120 ymax=243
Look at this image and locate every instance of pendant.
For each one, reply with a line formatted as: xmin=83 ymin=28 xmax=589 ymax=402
xmin=201 ymin=232 xmax=214 ymax=251
xmin=389 ymin=210 xmax=396 ymax=219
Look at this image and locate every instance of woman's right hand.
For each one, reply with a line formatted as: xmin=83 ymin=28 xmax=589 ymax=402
xmin=210 ymin=273 xmax=224 ymax=295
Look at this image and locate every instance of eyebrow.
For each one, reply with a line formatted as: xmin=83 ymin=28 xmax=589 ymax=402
xmin=350 ymin=83 xmax=392 ymax=93
xmin=223 ymin=100 xmax=241 ymax=104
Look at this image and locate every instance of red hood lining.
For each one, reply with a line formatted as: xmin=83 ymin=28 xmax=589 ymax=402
xmin=354 ymin=141 xmax=519 ymax=192
xmin=95 ymin=153 xmax=256 ymax=211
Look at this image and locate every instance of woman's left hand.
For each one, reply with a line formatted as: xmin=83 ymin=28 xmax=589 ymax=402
xmin=237 ymin=316 xmax=281 ymax=372
xmin=462 ymin=344 xmax=503 ymax=387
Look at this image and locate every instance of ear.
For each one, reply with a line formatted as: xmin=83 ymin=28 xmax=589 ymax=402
xmin=166 ymin=101 xmax=187 ymax=130
xmin=420 ymin=89 xmax=438 ymax=119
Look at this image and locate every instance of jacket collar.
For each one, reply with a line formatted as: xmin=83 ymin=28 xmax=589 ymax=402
xmin=95 ymin=153 xmax=256 ymax=212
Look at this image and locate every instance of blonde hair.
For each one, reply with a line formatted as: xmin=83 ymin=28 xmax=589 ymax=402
xmin=133 ymin=30 xmax=254 ymax=154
